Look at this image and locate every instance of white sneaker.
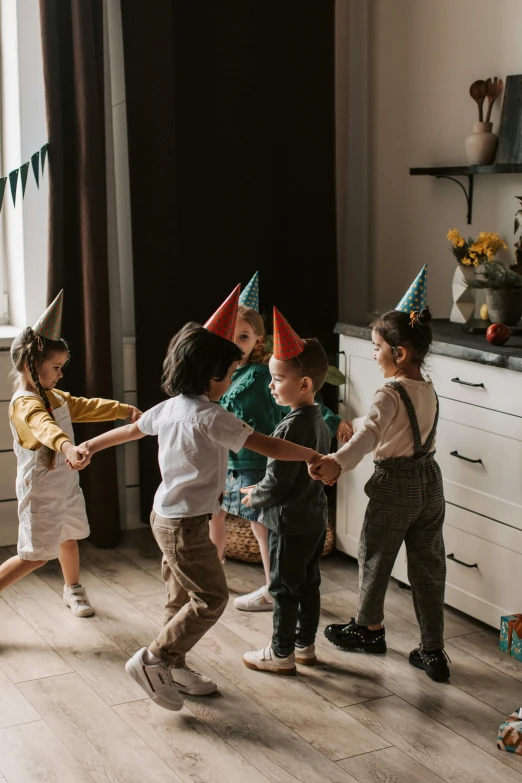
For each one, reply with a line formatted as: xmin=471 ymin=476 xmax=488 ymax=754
xmin=170 ymin=665 xmax=217 ymax=695
xmin=125 ymin=648 xmax=183 ymax=711
xmin=234 ymin=585 xmax=274 ymax=612
xmin=63 ymin=584 xmax=94 ymax=618
xmin=295 ymin=644 xmax=317 ymax=666
xmin=243 ymin=646 xmax=296 ymax=675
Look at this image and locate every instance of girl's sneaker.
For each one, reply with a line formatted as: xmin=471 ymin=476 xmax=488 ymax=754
xmin=243 ymin=646 xmax=296 ymax=675
xmin=409 ymin=646 xmax=451 ymax=682
xmin=233 ymin=585 xmax=274 ymax=612
xmin=324 ymin=618 xmax=387 ymax=654
xmin=63 ymin=584 xmax=95 ymax=618
xmin=170 ymin=665 xmax=217 ymax=695
xmin=125 ymin=648 xmax=184 ymax=711
xmin=295 ymin=644 xmax=317 ymax=666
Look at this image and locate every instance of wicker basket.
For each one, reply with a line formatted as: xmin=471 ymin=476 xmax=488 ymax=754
xmin=224 ymin=509 xmax=336 ymax=564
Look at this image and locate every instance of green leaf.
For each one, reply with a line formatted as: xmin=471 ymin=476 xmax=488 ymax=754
xmin=325 ymin=365 xmax=346 ymax=386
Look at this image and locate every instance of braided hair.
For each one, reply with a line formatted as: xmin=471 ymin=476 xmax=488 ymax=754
xmin=11 ymin=327 xmax=70 ymax=468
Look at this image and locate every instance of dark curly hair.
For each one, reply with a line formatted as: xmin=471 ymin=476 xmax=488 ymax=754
xmin=162 ymin=324 xmax=242 ymax=397
xmin=369 ymin=308 xmax=432 ymax=366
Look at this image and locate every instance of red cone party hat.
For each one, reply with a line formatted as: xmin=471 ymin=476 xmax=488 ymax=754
xmin=204 ymin=284 xmax=240 ymax=341
xmin=272 ymin=307 xmax=305 ymax=360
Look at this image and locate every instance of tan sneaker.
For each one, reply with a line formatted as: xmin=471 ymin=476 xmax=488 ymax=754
xmin=63 ymin=584 xmax=94 ymax=618
xmin=295 ymin=644 xmax=317 ymax=666
xmin=243 ymin=646 xmax=296 ymax=675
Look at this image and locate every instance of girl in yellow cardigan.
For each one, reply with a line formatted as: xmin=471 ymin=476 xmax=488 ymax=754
xmin=0 ymin=293 xmax=140 ymax=617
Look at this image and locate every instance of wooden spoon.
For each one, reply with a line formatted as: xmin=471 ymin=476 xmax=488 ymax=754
xmin=485 ymin=76 xmax=504 ymax=122
xmin=470 ymin=80 xmax=487 ymax=121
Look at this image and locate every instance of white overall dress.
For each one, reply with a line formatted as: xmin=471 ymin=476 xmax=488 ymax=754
xmin=9 ymin=390 xmax=90 ymax=561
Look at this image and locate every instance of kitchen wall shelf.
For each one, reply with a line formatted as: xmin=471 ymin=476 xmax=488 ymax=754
xmin=410 ymin=164 xmax=522 ymax=224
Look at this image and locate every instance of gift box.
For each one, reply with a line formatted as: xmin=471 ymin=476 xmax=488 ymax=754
xmin=499 ymin=615 xmax=522 ymax=662
xmin=498 ymin=708 xmax=522 ymax=754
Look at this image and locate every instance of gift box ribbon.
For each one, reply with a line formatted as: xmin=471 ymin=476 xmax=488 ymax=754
xmin=507 ymin=615 xmax=522 ymax=653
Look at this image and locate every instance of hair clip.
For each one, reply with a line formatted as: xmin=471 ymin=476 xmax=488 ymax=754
xmin=409 ymin=311 xmax=420 ymax=328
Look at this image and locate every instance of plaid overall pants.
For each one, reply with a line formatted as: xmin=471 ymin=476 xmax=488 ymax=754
xmin=356 ymin=381 xmax=446 ymax=651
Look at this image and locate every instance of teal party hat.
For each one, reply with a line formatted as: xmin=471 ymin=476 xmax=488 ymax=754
xmin=239 ymin=272 xmax=259 ymax=311
xmin=396 ymin=264 xmax=427 ymax=313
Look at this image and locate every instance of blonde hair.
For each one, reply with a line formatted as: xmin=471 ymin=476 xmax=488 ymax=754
xmin=237 ymin=306 xmax=270 ymax=364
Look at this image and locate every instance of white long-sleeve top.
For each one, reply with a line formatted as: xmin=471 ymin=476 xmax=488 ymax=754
xmin=333 ymin=377 xmax=438 ymax=472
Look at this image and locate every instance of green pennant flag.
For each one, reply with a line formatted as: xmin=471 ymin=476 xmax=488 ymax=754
xmin=20 ymin=162 xmax=30 ymax=197
xmin=41 ymin=143 xmax=48 ymax=174
xmin=0 ymin=178 xmax=6 ymax=212
xmin=9 ymin=169 xmax=19 ymax=206
xmin=31 ymin=152 xmax=40 ymax=188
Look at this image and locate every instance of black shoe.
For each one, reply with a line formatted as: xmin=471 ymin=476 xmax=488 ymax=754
xmin=409 ymin=646 xmax=451 ymax=681
xmin=324 ymin=618 xmax=387 ymax=654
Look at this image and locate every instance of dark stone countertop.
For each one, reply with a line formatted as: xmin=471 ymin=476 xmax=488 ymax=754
xmin=335 ymin=319 xmax=522 ymax=373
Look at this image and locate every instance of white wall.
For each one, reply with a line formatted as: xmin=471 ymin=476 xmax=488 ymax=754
xmin=365 ymin=0 xmax=522 ymax=317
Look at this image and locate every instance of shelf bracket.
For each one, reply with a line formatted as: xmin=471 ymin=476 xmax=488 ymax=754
xmin=435 ymin=173 xmax=474 ymax=225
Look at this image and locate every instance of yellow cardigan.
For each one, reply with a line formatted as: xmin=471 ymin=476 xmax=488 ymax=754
xmin=10 ymin=389 xmax=130 ymax=452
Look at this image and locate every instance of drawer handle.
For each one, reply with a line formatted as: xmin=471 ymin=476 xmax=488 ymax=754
xmin=447 ymin=553 xmax=478 ymax=569
xmin=450 ymin=450 xmax=483 ymax=465
xmin=451 ymin=377 xmax=484 ymax=389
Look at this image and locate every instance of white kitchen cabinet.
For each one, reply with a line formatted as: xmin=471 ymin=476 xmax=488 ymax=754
xmin=336 ymin=331 xmax=522 ymax=627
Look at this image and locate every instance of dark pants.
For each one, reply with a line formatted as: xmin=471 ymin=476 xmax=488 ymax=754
xmin=268 ymin=528 xmax=326 ymax=657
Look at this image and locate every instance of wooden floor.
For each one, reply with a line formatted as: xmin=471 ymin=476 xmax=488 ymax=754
xmin=0 ymin=530 xmax=521 ymax=782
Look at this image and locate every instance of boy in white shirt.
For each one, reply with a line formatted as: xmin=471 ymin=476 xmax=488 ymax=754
xmin=79 ymin=319 xmax=320 ymax=711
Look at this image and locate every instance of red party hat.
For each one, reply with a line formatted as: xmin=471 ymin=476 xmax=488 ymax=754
xmin=272 ymin=307 xmax=305 ymax=360
xmin=204 ymin=284 xmax=241 ymax=341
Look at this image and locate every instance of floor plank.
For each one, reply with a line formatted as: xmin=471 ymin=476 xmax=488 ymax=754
xmin=345 ymin=695 xmax=522 ymax=783
xmin=0 ymin=571 xmax=145 ymax=706
xmin=337 ymin=745 xmax=447 ymax=783
xmin=0 ymin=721 xmax=96 ymax=782
xmin=77 ymin=540 xmax=164 ymax=599
xmin=114 ymin=699 xmax=272 ymax=783
xmin=18 ymin=673 xmax=185 ymax=783
xmin=0 ymin=595 xmax=72 ymax=683
xmin=451 ymin=629 xmax=522 ymax=683
xmin=0 ymin=667 xmax=40 ymax=729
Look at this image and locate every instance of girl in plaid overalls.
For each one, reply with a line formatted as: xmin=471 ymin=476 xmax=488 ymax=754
xmin=311 ymin=305 xmax=450 ymax=682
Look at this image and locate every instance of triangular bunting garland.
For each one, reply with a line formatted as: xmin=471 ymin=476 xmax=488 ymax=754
xmin=0 ymin=178 xmax=6 ymax=212
xmin=9 ymin=170 xmax=19 ymax=207
xmin=41 ymin=143 xmax=48 ymax=174
xmin=396 ymin=264 xmax=428 ymax=314
xmin=31 ymin=152 xmax=40 ymax=188
xmin=20 ymin=162 xmax=30 ymax=197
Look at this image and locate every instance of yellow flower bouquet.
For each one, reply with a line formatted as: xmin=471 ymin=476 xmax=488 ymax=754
xmin=447 ymin=228 xmax=507 ymax=267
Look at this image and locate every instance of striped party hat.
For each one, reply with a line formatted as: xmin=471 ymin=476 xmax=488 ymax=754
xmin=204 ymin=284 xmax=241 ymax=341
xmin=272 ymin=307 xmax=305 ymax=360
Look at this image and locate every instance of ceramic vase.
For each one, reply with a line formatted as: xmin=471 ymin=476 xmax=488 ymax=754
xmin=486 ymin=288 xmax=522 ymax=326
xmin=450 ymin=264 xmax=476 ymax=323
xmin=465 ymin=122 xmax=498 ymax=165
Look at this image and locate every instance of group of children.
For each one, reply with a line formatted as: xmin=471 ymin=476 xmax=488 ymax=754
xmin=0 ymin=264 xmax=450 ymax=715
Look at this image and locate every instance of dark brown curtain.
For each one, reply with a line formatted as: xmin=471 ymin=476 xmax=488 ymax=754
xmin=121 ymin=0 xmax=338 ymax=518
xmin=39 ymin=0 xmax=120 ymax=547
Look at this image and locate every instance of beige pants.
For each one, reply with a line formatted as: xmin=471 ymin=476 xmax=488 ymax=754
xmin=149 ymin=510 xmax=228 ymax=667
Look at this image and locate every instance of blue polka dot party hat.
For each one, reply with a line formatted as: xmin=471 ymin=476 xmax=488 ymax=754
xmin=239 ymin=272 xmax=259 ymax=311
xmin=395 ymin=264 xmax=427 ymax=314
xmin=33 ymin=289 xmax=64 ymax=341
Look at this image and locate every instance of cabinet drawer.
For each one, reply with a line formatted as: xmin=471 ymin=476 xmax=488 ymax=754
xmin=0 ymin=352 xmax=12 ymax=401
xmin=437 ymin=418 xmax=522 ymax=529
xmin=443 ymin=511 xmax=522 ymax=628
xmin=429 ymin=353 xmax=522 ymax=417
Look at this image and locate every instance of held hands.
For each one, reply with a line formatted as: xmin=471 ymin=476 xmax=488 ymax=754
xmin=62 ymin=441 xmax=91 ymax=471
xmin=308 ymin=455 xmax=342 ymax=486
xmin=336 ymin=420 xmax=354 ymax=443
xmin=126 ymin=406 xmax=142 ymax=423
xmin=240 ymin=485 xmax=255 ymax=508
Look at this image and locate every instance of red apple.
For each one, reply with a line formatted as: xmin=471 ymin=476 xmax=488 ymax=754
xmin=486 ymin=323 xmax=510 ymax=346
